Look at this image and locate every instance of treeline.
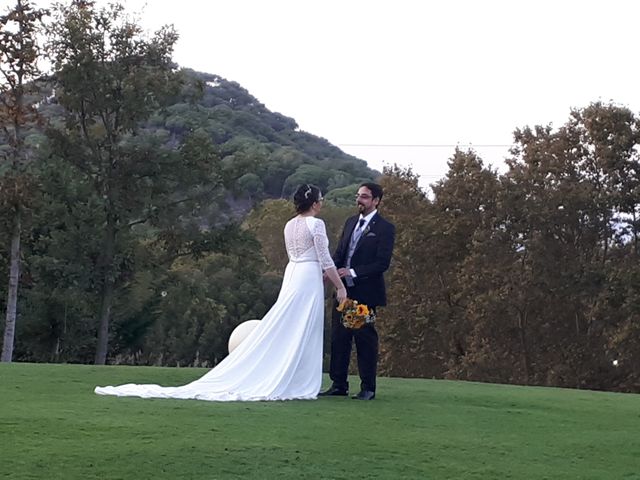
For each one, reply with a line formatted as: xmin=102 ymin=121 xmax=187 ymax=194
xmin=378 ymin=102 xmax=640 ymax=393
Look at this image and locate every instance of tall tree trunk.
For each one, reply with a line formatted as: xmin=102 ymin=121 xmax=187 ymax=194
xmin=633 ymin=209 xmax=638 ymax=256
xmin=2 ymin=208 xmax=22 ymax=362
xmin=94 ymin=213 xmax=116 ymax=365
xmin=517 ymin=309 xmax=531 ymax=384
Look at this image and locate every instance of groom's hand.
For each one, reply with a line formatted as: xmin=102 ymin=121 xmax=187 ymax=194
xmin=337 ymin=268 xmax=349 ymax=278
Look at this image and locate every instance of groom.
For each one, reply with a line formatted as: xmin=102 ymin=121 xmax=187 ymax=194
xmin=320 ymin=182 xmax=395 ymax=400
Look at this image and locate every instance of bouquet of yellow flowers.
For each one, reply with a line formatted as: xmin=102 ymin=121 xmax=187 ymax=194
xmin=337 ymin=298 xmax=375 ymax=329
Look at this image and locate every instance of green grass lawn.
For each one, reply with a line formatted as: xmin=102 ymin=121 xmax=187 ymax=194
xmin=1 ymin=363 xmax=639 ymax=479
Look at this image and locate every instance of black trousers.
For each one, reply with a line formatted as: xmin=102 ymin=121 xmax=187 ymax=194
xmin=329 ymin=300 xmax=379 ymax=392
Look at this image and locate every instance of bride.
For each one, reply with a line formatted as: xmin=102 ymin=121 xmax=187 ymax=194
xmin=95 ymin=184 xmax=347 ymax=401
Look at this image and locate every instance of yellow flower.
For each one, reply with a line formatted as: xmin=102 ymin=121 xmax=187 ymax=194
xmin=337 ymin=298 xmax=376 ymax=330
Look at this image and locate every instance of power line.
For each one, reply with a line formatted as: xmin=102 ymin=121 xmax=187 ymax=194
xmin=338 ymin=143 xmax=514 ymax=148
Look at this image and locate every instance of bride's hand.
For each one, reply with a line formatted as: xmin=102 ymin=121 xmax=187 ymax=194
xmin=336 ymin=287 xmax=347 ymax=303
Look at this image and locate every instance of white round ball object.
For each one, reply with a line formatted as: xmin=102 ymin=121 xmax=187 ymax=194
xmin=228 ymin=319 xmax=261 ymax=353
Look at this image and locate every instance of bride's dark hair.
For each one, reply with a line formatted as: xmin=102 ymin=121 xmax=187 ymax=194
xmin=293 ymin=184 xmax=321 ymax=213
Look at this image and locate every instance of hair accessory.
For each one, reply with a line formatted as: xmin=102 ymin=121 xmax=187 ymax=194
xmin=304 ymin=185 xmax=312 ymax=199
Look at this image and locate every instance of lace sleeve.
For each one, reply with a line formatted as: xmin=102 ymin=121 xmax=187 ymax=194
xmin=310 ymin=218 xmax=336 ymax=271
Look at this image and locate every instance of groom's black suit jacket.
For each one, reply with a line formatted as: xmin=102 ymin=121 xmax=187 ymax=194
xmin=333 ymin=213 xmax=395 ymax=308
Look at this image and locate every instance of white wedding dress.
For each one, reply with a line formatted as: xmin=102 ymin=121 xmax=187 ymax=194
xmin=95 ymin=216 xmax=335 ymax=401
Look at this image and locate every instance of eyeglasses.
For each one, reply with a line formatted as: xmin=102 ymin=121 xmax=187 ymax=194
xmin=355 ymin=194 xmax=373 ymax=199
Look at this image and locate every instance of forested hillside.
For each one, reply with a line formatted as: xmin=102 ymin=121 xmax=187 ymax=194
xmin=0 ymin=0 xmax=375 ymax=367
xmin=151 ymin=69 xmax=379 ymax=206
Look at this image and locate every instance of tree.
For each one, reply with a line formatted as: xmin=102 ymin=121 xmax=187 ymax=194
xmin=452 ymin=104 xmax=639 ymax=390
xmin=376 ymin=166 xmax=436 ymax=376
xmin=130 ymin=247 xmax=279 ymax=367
xmin=16 ymin=155 xmax=104 ymax=363
xmin=0 ymin=0 xmax=47 ymax=362
xmin=379 ymin=156 xmax=500 ymax=379
xmin=46 ymin=0 xmax=218 ymax=364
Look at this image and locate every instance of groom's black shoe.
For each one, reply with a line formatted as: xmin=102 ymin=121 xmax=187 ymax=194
xmin=318 ymin=386 xmax=348 ymax=397
xmin=352 ymin=390 xmax=375 ymax=400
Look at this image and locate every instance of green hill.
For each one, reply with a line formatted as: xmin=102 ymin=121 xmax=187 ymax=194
xmin=15 ymin=69 xmax=379 ymax=212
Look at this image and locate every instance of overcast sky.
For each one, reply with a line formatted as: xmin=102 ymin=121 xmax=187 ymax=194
xmin=34 ymin=0 xmax=640 ymax=189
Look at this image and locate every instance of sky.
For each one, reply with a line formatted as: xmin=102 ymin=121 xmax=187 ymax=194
xmin=30 ymin=0 xmax=640 ymax=190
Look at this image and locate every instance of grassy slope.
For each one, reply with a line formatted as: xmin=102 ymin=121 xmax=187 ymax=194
xmin=1 ymin=363 xmax=639 ymax=479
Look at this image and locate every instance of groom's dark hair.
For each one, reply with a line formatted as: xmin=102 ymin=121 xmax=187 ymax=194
xmin=360 ymin=182 xmax=383 ymax=201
